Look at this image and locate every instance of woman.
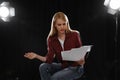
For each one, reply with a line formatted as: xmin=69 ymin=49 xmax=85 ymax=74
xmin=24 ymin=12 xmax=85 ymax=80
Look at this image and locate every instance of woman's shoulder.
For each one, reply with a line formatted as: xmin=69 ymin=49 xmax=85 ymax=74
xmin=66 ymin=30 xmax=80 ymax=38
xmin=70 ymin=30 xmax=80 ymax=35
xmin=47 ymin=35 xmax=57 ymax=42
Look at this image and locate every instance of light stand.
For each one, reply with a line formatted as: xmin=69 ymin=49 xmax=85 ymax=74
xmin=114 ymin=11 xmax=119 ymax=80
xmin=104 ymin=0 xmax=120 ymax=80
xmin=115 ymin=12 xmax=118 ymax=45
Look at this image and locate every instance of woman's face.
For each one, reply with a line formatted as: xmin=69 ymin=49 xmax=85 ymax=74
xmin=55 ymin=18 xmax=67 ymax=34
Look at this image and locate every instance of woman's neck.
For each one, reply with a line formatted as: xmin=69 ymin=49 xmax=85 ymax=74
xmin=58 ymin=33 xmax=65 ymax=41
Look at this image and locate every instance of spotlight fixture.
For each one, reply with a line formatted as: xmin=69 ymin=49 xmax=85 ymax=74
xmin=104 ymin=0 xmax=120 ymax=42
xmin=104 ymin=0 xmax=120 ymax=15
xmin=104 ymin=1 xmax=119 ymax=80
xmin=0 ymin=2 xmax=15 ymax=22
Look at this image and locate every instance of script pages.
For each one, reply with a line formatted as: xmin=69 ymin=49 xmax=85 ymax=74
xmin=61 ymin=45 xmax=92 ymax=61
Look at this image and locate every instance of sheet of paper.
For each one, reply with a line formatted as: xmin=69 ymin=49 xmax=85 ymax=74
xmin=61 ymin=45 xmax=92 ymax=61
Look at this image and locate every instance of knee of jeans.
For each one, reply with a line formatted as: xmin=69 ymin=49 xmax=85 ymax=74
xmin=78 ymin=67 xmax=84 ymax=74
xmin=39 ymin=63 xmax=49 ymax=71
xmin=51 ymin=75 xmax=60 ymax=80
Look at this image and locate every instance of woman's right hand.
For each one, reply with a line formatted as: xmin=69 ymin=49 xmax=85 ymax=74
xmin=24 ymin=52 xmax=37 ymax=60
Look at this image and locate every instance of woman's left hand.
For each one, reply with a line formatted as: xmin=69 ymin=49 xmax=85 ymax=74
xmin=76 ymin=58 xmax=85 ymax=65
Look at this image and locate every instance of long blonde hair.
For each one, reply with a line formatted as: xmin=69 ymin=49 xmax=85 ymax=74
xmin=47 ymin=12 xmax=72 ymax=39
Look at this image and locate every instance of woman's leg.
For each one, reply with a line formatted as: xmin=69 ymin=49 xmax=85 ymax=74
xmin=39 ymin=63 xmax=62 ymax=80
xmin=51 ymin=66 xmax=84 ymax=80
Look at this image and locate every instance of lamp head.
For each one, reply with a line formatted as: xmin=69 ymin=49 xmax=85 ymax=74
xmin=0 ymin=2 xmax=15 ymax=22
xmin=104 ymin=0 xmax=120 ymax=15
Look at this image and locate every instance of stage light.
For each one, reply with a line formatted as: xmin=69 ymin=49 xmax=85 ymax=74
xmin=104 ymin=0 xmax=120 ymax=15
xmin=104 ymin=1 xmax=119 ymax=77
xmin=0 ymin=2 xmax=15 ymax=22
xmin=0 ymin=6 xmax=9 ymax=17
xmin=109 ymin=0 xmax=120 ymax=10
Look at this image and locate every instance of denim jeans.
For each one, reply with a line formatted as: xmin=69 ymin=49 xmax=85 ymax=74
xmin=39 ymin=63 xmax=84 ymax=80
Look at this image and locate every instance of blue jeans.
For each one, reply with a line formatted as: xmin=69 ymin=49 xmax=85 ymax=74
xmin=39 ymin=63 xmax=84 ymax=80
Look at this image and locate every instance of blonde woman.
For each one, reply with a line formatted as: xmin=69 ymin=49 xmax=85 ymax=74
xmin=24 ymin=12 xmax=85 ymax=80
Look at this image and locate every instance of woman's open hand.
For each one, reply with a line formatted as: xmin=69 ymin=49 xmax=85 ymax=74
xmin=24 ymin=52 xmax=37 ymax=60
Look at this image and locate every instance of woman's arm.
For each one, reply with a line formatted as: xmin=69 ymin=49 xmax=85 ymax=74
xmin=24 ymin=52 xmax=46 ymax=62
xmin=74 ymin=31 xmax=85 ymax=65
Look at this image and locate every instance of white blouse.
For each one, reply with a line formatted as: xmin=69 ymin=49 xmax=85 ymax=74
xmin=58 ymin=38 xmax=64 ymax=50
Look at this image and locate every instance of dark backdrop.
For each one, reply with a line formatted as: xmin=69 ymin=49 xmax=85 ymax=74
xmin=0 ymin=0 xmax=119 ymax=80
